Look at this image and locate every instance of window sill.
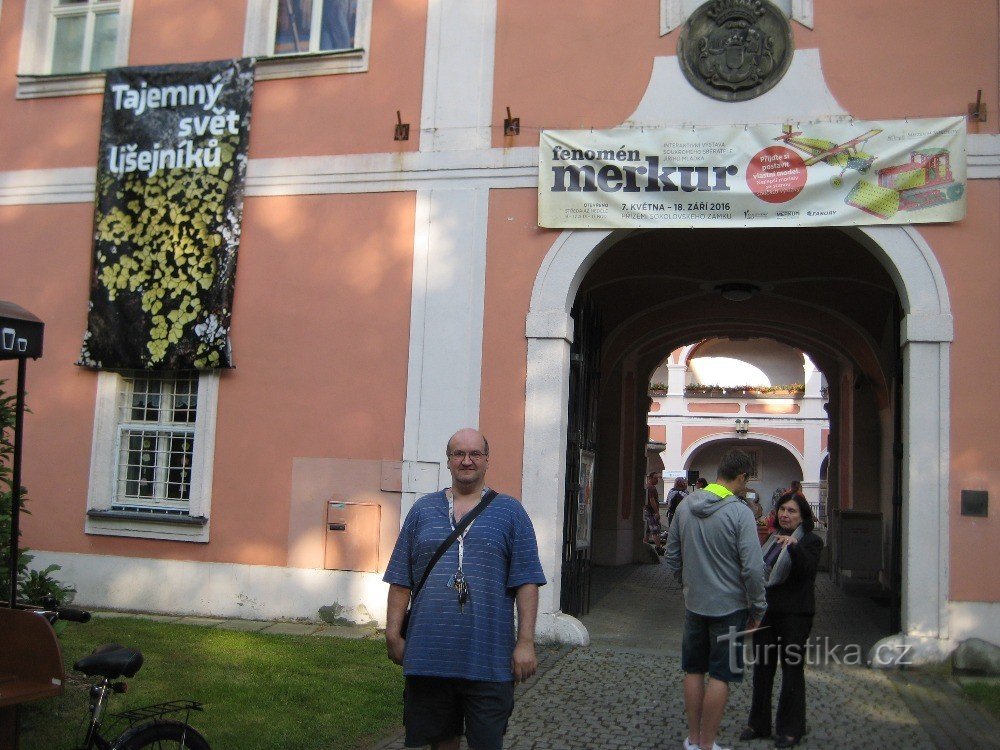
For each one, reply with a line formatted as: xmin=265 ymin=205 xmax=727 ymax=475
xmin=16 ymin=70 xmax=106 ymax=100
xmin=86 ymin=509 xmax=209 ymax=542
xmin=253 ymin=48 xmax=368 ymax=80
xmin=89 ymin=509 xmax=207 ymax=525
xmin=16 ymin=48 xmax=369 ymax=100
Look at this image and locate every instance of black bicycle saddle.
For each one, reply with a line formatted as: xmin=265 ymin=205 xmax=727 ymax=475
xmin=74 ymin=643 xmax=144 ymax=678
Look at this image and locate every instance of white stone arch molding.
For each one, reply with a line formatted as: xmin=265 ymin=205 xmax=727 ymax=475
xmin=847 ymin=225 xmax=953 ymax=664
xmin=677 ymin=342 xmax=700 ymax=364
xmin=681 ymin=431 xmax=806 ymax=477
xmin=523 ymin=225 xmax=953 ymax=662
xmin=521 ymin=228 xmax=631 ymax=646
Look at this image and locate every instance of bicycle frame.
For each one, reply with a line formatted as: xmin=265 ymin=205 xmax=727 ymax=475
xmin=5 ymin=600 xmax=206 ymax=749
xmin=80 ymin=678 xmax=115 ymax=750
xmin=79 ymin=676 xmax=204 ymax=749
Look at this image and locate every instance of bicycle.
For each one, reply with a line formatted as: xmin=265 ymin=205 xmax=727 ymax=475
xmin=4 ymin=599 xmax=210 ymax=749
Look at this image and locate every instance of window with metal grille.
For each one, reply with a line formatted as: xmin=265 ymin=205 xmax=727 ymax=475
xmin=112 ymin=373 xmax=198 ymax=515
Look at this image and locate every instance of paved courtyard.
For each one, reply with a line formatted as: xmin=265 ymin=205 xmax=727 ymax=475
xmin=371 ymin=562 xmax=1000 ymax=750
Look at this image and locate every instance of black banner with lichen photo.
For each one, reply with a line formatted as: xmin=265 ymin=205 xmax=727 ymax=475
xmin=79 ymin=58 xmax=255 ymax=370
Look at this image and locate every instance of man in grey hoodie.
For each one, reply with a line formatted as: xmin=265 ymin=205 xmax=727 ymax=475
xmin=664 ymin=449 xmax=766 ymax=750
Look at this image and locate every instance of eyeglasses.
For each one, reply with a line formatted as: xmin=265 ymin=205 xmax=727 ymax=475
xmin=448 ymin=450 xmax=488 ymax=462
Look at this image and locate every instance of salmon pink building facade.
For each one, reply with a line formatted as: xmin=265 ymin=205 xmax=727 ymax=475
xmin=1 ymin=1 xmax=998 ymax=662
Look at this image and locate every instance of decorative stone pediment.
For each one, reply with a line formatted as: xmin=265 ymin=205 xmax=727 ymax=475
xmin=623 ymin=49 xmax=847 ymax=127
xmin=661 ymin=0 xmax=813 ymax=36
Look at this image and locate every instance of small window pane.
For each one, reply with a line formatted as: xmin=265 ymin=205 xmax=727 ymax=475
xmin=90 ymin=12 xmax=119 ymax=71
xmin=51 ymin=15 xmax=86 ymax=74
xmin=166 ymin=435 xmax=193 ymax=500
xmin=122 ymin=431 xmax=156 ymax=498
xmin=274 ymin=0 xmax=313 ymax=54
xmin=170 ymin=378 xmax=198 ymax=424
xmin=129 ymin=378 xmax=162 ymax=422
xmin=319 ymin=0 xmax=356 ymax=51
xmin=57 ymin=0 xmax=89 ymax=5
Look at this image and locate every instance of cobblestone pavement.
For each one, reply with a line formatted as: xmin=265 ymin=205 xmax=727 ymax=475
xmin=369 ymin=562 xmax=1000 ymax=749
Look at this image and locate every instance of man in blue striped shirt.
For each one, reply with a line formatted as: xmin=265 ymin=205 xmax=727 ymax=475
xmin=384 ymin=428 xmax=547 ymax=750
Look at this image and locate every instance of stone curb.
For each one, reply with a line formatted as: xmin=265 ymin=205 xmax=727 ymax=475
xmin=86 ymin=609 xmax=381 ymax=639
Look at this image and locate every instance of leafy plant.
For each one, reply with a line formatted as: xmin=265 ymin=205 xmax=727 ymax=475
xmin=0 ymin=379 xmax=75 ymax=605
xmin=684 ymin=383 xmax=806 ymax=395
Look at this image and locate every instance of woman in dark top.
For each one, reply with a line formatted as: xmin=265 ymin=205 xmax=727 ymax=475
xmin=740 ymin=492 xmax=824 ymax=748
xmin=643 ymin=476 xmax=665 ymax=555
xmin=665 ymin=476 xmax=688 ymax=527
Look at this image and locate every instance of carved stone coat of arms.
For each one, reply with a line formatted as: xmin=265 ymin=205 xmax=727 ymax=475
xmin=678 ymin=0 xmax=793 ymax=102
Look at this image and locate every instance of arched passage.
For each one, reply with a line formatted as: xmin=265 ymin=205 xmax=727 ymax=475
xmin=524 ymin=226 xmax=952 ymax=660
xmin=683 ymin=432 xmax=807 ymax=481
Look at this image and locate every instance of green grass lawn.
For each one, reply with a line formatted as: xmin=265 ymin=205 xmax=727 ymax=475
xmin=19 ymin=617 xmax=403 ymax=750
xmin=961 ymin=679 xmax=1000 ymax=720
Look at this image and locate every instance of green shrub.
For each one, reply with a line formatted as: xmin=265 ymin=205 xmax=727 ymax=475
xmin=0 ymin=379 xmax=75 ymax=605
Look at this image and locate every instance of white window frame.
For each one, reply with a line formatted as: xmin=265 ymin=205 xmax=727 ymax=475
xmin=86 ymin=370 xmax=220 ymax=543
xmin=243 ymin=0 xmax=372 ymax=81
xmin=16 ymin=0 xmax=133 ymax=99
xmin=49 ymin=0 xmax=120 ymax=76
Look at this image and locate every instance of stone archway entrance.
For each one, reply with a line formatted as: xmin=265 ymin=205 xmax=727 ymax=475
xmin=525 ymin=226 xmax=952 ymax=662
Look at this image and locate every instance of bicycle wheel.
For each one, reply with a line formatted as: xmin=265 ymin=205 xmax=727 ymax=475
xmin=114 ymin=719 xmax=211 ymax=750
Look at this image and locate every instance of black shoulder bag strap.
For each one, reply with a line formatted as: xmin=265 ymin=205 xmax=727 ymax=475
xmin=401 ymin=489 xmax=498 ymax=636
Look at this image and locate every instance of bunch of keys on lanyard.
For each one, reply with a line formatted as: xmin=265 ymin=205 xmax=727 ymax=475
xmin=448 ymin=569 xmax=469 ymax=612
xmin=447 ymin=491 xmax=473 ymax=613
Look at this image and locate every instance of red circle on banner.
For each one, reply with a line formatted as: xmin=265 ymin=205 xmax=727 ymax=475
xmin=746 ymin=146 xmax=807 ymax=203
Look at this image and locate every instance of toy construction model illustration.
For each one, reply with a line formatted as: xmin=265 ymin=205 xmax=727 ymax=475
xmin=773 ymin=124 xmax=964 ymax=220
xmin=845 ymin=148 xmax=964 ymax=220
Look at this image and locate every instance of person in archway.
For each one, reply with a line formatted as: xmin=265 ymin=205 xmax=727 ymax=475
xmin=695 ymin=477 xmax=709 ymax=490
xmin=740 ymin=492 xmax=824 ymax=749
xmin=664 ymin=450 xmax=766 ymax=750
xmin=646 ymin=470 xmax=662 ymax=510
xmin=742 ymin=489 xmax=764 ymax=521
xmin=665 ymin=476 xmax=688 ymax=528
xmin=768 ymin=486 xmax=786 ymax=516
xmin=383 ymin=428 xmax=547 ymax=750
xmin=644 ymin=472 xmax=666 ymax=555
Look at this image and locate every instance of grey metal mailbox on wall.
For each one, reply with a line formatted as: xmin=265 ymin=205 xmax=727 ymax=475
xmin=837 ymin=510 xmax=883 ymax=574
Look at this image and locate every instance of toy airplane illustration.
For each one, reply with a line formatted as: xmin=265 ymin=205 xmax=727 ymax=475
xmin=774 ymin=124 xmax=882 ymax=175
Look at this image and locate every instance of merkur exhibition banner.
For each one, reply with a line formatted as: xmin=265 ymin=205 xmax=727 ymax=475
xmin=538 ymin=117 xmax=966 ymax=229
